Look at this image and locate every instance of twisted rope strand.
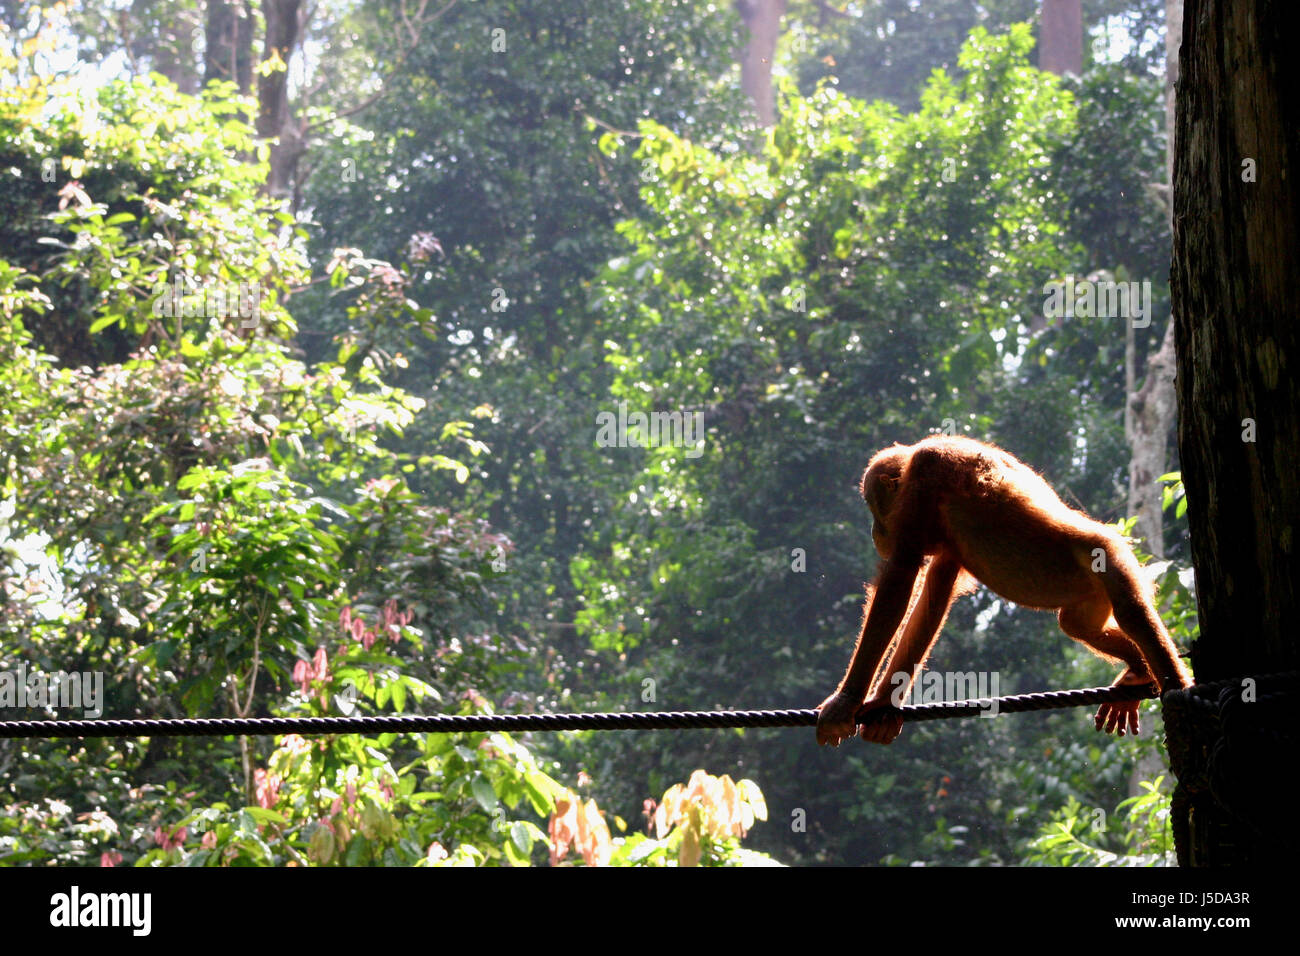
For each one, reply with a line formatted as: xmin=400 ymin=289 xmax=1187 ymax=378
xmin=0 ymin=682 xmax=1162 ymax=739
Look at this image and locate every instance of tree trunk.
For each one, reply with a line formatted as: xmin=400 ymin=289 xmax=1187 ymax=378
xmin=204 ymin=0 xmax=254 ymax=94
xmin=1038 ymin=0 xmax=1082 ymax=75
xmin=151 ymin=6 xmax=203 ymax=95
xmin=735 ymin=0 xmax=787 ymax=127
xmin=257 ymin=0 xmax=306 ymax=200
xmin=1168 ymin=0 xmax=1300 ymax=865
xmin=1125 ymin=0 xmax=1183 ymax=557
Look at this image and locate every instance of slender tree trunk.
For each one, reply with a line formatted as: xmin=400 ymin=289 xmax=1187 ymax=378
xmin=257 ymin=0 xmax=306 ymax=200
xmin=1165 ymin=0 xmax=1182 ymax=189
xmin=1125 ymin=0 xmax=1183 ymax=557
xmin=1039 ymin=0 xmax=1082 ymax=75
xmin=735 ymin=0 xmax=787 ymax=127
xmin=152 ymin=7 xmax=203 ymax=95
xmin=204 ymin=0 xmax=254 ymax=93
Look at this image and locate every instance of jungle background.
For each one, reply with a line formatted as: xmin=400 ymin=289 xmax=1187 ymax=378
xmin=0 ymin=0 xmax=1190 ymax=867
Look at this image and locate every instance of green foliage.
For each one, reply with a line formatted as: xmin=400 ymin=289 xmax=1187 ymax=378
xmin=124 ymin=639 xmax=565 ymax=868
xmin=577 ymin=25 xmax=1092 ymax=863
xmin=145 ymin=724 xmax=566 ymax=868
xmin=785 ymin=0 xmax=1166 ymax=110
xmin=0 ymin=72 xmax=295 ymax=365
xmin=1054 ymin=64 xmax=1169 ymax=280
xmin=550 ymin=768 xmax=781 ymax=867
xmin=294 ymin=1 xmax=750 ymax=707
xmin=0 ymin=65 xmax=514 ymax=862
xmin=119 ymin=642 xmax=781 ymax=866
xmin=1022 ymin=777 xmax=1177 ymax=866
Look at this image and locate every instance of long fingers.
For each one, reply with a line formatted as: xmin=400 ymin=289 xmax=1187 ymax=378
xmin=857 ymin=710 xmax=904 ymax=744
xmin=1094 ymin=702 xmax=1141 ymax=736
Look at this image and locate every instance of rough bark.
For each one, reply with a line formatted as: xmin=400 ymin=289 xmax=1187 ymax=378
xmin=1173 ymin=0 xmax=1300 ymax=677
xmin=1169 ymin=0 xmax=1300 ymax=864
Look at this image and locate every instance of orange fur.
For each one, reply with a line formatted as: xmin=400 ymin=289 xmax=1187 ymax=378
xmin=816 ymin=436 xmax=1191 ymax=746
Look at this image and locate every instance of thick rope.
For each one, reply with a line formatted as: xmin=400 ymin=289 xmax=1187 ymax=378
xmin=1163 ymin=670 xmax=1300 ymax=864
xmin=0 ymin=682 xmax=1157 ymax=738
